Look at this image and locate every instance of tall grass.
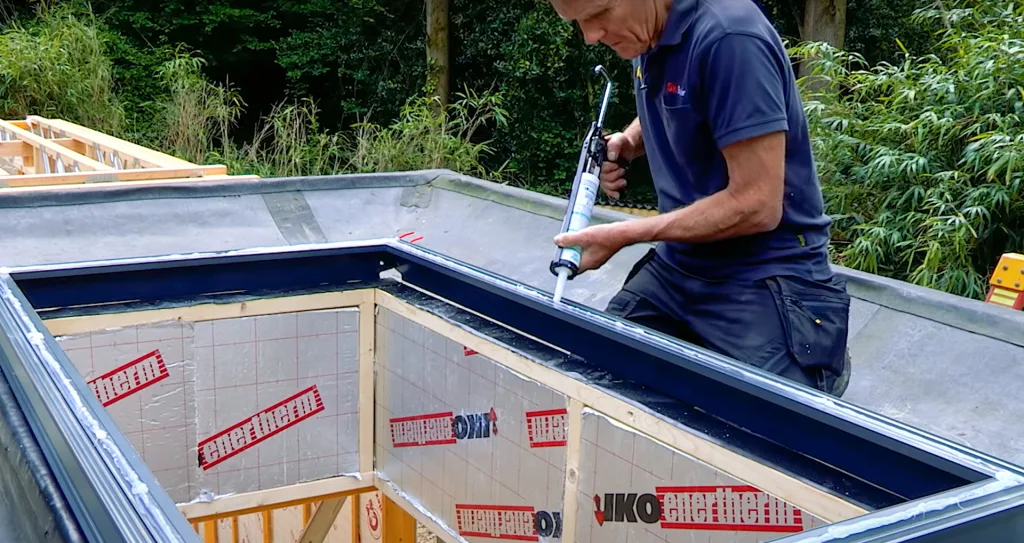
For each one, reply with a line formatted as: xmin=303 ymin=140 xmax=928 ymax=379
xmin=0 ymin=1 xmax=123 ymax=134
xmin=346 ymin=87 xmax=510 ymax=178
xmin=0 ymin=1 xmax=510 ymax=182
xmin=219 ymin=99 xmax=348 ymax=178
xmin=155 ymin=49 xmax=244 ymax=165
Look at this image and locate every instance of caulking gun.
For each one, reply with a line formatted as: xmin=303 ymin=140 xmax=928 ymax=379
xmin=550 ymin=64 xmax=618 ymax=303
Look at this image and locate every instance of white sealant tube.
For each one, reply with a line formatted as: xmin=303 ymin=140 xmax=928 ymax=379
xmin=553 ymin=171 xmax=601 ymax=303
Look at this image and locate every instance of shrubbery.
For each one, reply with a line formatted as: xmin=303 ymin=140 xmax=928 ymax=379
xmin=793 ymin=0 xmax=1024 ymax=298
xmin=0 ymin=3 xmax=510 ymax=184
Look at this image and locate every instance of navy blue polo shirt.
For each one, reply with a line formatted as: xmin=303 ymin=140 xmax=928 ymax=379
xmin=632 ymin=0 xmax=833 ymax=282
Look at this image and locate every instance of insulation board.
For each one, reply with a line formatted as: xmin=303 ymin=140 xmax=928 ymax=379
xmin=575 ymin=410 xmax=828 ymax=542
xmin=375 ymin=307 xmax=568 ymax=542
xmin=55 ymin=308 xmax=362 ymax=504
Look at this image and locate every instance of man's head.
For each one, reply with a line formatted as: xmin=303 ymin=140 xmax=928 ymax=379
xmin=550 ymin=0 xmax=672 ymax=59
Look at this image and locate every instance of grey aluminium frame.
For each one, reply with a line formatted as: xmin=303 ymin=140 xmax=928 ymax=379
xmin=0 ymin=273 xmax=199 ymax=543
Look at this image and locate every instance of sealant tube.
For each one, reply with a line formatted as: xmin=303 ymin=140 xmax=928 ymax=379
xmin=551 ymin=171 xmax=600 ymax=289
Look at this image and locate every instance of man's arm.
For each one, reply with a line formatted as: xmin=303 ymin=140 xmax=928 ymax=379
xmin=620 ymin=32 xmax=790 ymax=244
xmin=618 ymin=130 xmax=784 ymax=245
xmin=554 ymin=32 xmax=792 ymax=272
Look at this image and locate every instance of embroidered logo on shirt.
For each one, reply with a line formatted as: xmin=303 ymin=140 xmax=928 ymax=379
xmin=666 ymin=82 xmax=686 ymax=97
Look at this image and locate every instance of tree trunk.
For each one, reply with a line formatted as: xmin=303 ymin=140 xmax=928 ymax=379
xmin=801 ymin=0 xmax=846 ymax=50
xmin=425 ymin=0 xmax=450 ymax=107
xmin=797 ymin=0 xmax=847 ymax=87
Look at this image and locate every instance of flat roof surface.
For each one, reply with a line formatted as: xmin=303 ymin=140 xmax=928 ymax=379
xmin=2 ymin=169 xmax=1023 ymax=469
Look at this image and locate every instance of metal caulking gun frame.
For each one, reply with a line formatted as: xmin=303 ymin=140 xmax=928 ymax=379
xmin=550 ymin=64 xmax=615 ymax=302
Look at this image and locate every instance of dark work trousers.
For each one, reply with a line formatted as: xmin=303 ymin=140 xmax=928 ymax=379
xmin=605 ymin=248 xmax=851 ymax=396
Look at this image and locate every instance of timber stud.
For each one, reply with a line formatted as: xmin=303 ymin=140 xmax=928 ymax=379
xmin=985 ymin=253 xmax=1024 ymax=311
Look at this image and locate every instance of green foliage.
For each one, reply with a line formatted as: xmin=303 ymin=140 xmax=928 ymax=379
xmin=210 ymin=90 xmax=509 ymax=180
xmin=346 ymin=87 xmax=510 ymax=177
xmin=843 ymin=0 xmax=933 ymax=64
xmin=0 ymin=1 xmax=124 ymax=133
xmin=792 ymin=0 xmax=1024 ymax=299
xmin=99 ymin=0 xmax=637 ymax=194
xmin=155 ymin=48 xmax=244 ymax=163
xmin=7 ymin=0 xmax=1023 ymax=301
xmin=452 ymin=0 xmax=635 ymax=194
xmin=760 ymin=0 xmax=932 ymax=64
xmin=270 ymin=0 xmax=427 ymax=124
xmin=213 ymin=98 xmax=347 ymax=178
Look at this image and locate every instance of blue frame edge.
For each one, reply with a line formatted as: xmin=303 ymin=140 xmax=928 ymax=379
xmin=0 ymin=238 xmax=1023 ymax=542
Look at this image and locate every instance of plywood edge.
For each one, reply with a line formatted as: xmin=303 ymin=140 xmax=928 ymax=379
xmin=0 ymin=166 xmax=236 ymax=187
xmin=0 ymin=173 xmax=258 ymax=194
xmin=375 ymin=290 xmax=870 ymax=524
xmin=375 ymin=475 xmax=466 ymax=543
xmin=44 ymin=289 xmax=370 ymax=335
xmin=179 ymin=472 xmax=374 ymax=524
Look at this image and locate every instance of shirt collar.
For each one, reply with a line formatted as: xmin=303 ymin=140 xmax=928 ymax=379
xmin=653 ymin=0 xmax=698 ymax=51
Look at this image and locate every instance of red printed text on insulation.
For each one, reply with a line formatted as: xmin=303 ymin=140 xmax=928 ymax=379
xmin=197 ymin=385 xmax=325 ymax=470
xmin=526 ymin=408 xmax=567 ymax=448
xmin=88 ymin=349 xmax=169 ymax=407
xmin=456 ymin=504 xmax=562 ymax=541
xmin=593 ymin=486 xmax=804 ymax=533
xmin=390 ymin=408 xmax=498 ymax=448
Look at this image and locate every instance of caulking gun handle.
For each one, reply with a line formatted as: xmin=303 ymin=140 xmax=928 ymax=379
xmin=606 ymin=153 xmax=632 ymax=201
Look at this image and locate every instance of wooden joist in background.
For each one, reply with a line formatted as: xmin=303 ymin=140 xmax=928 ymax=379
xmin=0 ymin=116 xmax=258 ymax=188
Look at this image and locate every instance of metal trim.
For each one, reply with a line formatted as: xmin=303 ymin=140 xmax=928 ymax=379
xmin=0 ymin=275 xmax=198 ymax=543
xmin=0 ymin=358 xmax=86 ymax=543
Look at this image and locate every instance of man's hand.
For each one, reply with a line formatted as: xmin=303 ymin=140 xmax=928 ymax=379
xmin=554 ymin=222 xmax=631 ymax=273
xmin=600 ymin=133 xmax=633 ymax=200
xmin=600 ymin=118 xmax=644 ymax=200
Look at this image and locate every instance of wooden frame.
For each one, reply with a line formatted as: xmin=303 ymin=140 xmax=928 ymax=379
xmin=42 ymin=286 xmax=871 ymax=543
xmin=0 ymin=116 xmax=257 ymax=188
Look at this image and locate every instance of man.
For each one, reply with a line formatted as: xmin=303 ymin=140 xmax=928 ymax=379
xmin=549 ymin=0 xmax=852 ymax=396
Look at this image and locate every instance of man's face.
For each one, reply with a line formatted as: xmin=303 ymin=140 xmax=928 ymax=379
xmin=553 ymin=0 xmax=653 ymax=59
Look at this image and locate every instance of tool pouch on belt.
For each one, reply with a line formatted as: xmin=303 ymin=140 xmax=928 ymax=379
xmin=766 ymin=275 xmax=851 ymax=377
